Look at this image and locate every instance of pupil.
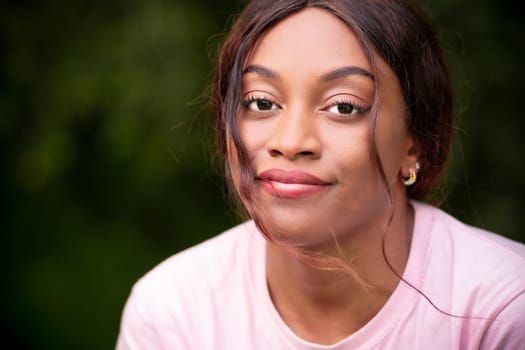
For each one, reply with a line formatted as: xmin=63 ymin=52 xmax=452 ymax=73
xmin=338 ymin=104 xmax=354 ymax=114
xmin=257 ymin=99 xmax=272 ymax=110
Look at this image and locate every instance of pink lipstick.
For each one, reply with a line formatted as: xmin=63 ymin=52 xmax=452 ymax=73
xmin=256 ymin=169 xmax=330 ymax=199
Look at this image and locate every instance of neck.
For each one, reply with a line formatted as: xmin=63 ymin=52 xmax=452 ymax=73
xmin=265 ymin=199 xmax=414 ymax=345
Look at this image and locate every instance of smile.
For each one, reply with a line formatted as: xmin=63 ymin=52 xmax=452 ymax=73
xmin=256 ymin=169 xmax=331 ymax=199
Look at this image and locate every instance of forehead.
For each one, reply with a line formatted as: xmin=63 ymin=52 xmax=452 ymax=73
xmin=246 ymin=8 xmax=371 ymax=75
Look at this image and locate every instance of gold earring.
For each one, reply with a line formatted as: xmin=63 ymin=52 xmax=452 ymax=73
xmin=403 ymin=162 xmax=420 ymax=186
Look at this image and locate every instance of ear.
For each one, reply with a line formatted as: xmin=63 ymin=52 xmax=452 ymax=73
xmin=400 ymin=133 xmax=422 ymax=179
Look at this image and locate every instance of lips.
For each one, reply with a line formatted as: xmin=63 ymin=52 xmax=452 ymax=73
xmin=256 ymin=169 xmax=331 ymax=199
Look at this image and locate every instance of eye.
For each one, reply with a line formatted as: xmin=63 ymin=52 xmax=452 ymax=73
xmin=242 ymin=97 xmax=279 ymax=112
xmin=327 ymin=102 xmax=360 ymax=116
xmin=325 ymin=99 xmax=370 ymax=117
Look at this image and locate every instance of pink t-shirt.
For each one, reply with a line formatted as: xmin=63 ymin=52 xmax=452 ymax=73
xmin=117 ymin=202 xmax=525 ymax=349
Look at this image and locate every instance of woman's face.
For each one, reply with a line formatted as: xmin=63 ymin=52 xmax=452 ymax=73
xmin=238 ymin=8 xmax=417 ymax=246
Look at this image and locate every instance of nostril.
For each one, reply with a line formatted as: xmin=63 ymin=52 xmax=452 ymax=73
xmin=299 ymin=151 xmax=314 ymax=156
xmin=269 ymin=148 xmax=315 ymax=159
xmin=265 ymin=118 xmax=322 ymax=160
xmin=269 ymin=149 xmax=283 ymax=157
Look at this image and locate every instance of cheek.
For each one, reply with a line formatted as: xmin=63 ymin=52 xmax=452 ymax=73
xmin=322 ymin=124 xmax=376 ymax=176
xmin=238 ymin=119 xmax=270 ymax=158
xmin=375 ymin=120 xmax=408 ymax=180
xmin=326 ymin=121 xmax=372 ymax=153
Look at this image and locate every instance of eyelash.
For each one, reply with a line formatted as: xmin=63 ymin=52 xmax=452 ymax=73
xmin=241 ymin=95 xmax=370 ymax=117
xmin=241 ymin=95 xmax=280 ymax=112
xmin=325 ymin=98 xmax=370 ymax=117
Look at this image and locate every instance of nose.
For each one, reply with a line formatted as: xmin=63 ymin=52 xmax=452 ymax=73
xmin=266 ymin=107 xmax=321 ymax=161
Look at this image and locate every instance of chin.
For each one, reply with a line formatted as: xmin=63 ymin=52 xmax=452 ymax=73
xmin=257 ymin=207 xmax=340 ymax=247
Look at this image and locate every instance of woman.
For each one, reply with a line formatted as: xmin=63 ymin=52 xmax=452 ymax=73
xmin=117 ymin=0 xmax=525 ymax=348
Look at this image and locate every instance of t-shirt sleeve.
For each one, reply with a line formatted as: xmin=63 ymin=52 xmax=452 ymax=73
xmin=116 ymin=285 xmax=162 ymax=350
xmin=479 ymin=290 xmax=525 ymax=350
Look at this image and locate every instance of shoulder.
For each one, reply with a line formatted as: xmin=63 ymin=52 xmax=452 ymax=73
xmin=411 ymin=202 xmax=525 ymax=348
xmin=412 ymin=201 xmax=525 ymax=306
xmin=413 ymin=201 xmax=525 ymax=266
xmin=413 ymin=202 xmax=525 ymax=289
xmin=133 ymin=220 xmax=259 ymax=299
xmin=426 ymin=201 xmax=523 ymax=256
xmin=405 ymin=202 xmax=525 ymax=349
xmin=117 ymin=221 xmax=264 ymax=349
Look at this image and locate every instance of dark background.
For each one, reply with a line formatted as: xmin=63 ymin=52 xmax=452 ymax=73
xmin=1 ymin=0 xmax=523 ymax=349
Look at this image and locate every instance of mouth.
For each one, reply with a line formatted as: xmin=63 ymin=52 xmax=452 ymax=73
xmin=256 ymin=169 xmax=331 ymax=199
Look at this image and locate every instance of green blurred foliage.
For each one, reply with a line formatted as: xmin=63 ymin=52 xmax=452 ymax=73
xmin=424 ymin=0 xmax=525 ymax=238
xmin=0 ymin=0 xmax=523 ymax=349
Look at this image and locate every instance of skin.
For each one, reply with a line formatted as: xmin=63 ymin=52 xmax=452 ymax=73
xmin=237 ymin=8 xmax=420 ymax=345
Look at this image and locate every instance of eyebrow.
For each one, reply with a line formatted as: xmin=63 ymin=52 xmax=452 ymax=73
xmin=242 ymin=64 xmax=374 ymax=82
xmin=242 ymin=65 xmax=279 ymax=79
xmin=321 ymin=66 xmax=375 ymax=82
